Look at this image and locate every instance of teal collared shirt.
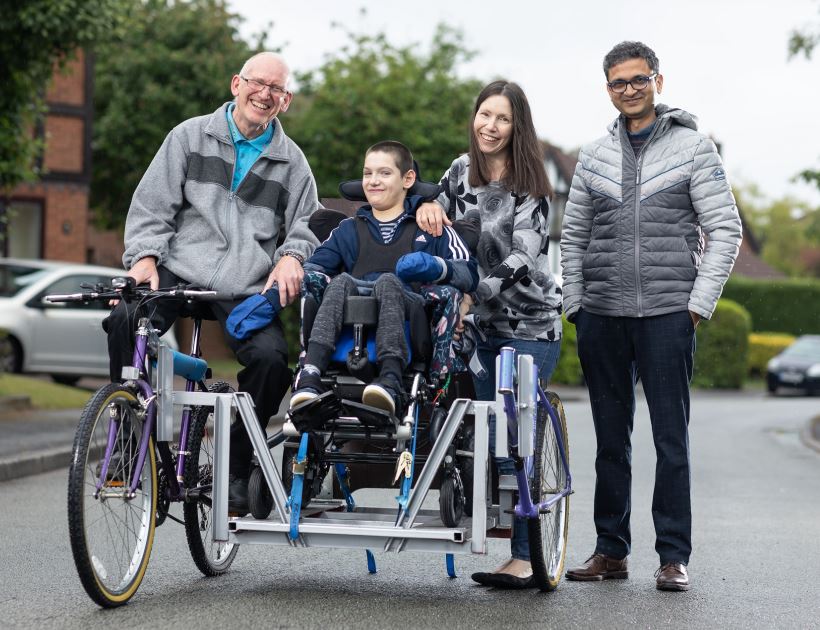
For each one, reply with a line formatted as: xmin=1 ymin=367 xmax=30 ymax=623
xmin=226 ymin=103 xmax=274 ymax=191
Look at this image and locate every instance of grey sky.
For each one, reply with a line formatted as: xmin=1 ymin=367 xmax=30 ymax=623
xmin=230 ymin=0 xmax=820 ymax=205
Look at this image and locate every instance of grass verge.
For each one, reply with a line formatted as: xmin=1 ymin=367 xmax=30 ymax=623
xmin=0 ymin=374 xmax=91 ymax=410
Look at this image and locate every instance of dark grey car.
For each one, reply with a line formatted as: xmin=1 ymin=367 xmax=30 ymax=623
xmin=766 ymin=335 xmax=820 ymax=396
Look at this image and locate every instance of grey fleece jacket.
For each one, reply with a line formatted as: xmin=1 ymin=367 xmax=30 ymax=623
xmin=561 ymin=104 xmax=742 ymax=321
xmin=123 ymin=103 xmax=320 ymax=296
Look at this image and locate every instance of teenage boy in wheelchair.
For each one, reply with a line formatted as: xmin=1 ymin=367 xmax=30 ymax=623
xmin=290 ymin=140 xmax=478 ymax=416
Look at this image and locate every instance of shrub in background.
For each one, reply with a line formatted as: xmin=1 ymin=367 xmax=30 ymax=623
xmin=551 ymin=316 xmax=584 ymax=386
xmin=693 ymin=299 xmax=752 ymax=389
xmin=722 ymin=277 xmax=820 ymax=336
xmin=747 ymin=332 xmax=796 ymax=376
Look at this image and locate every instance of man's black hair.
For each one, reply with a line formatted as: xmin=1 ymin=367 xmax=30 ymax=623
xmin=603 ymin=41 xmax=659 ymax=78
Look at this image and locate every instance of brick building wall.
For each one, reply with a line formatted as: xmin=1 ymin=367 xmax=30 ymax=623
xmin=4 ymin=51 xmax=92 ymax=263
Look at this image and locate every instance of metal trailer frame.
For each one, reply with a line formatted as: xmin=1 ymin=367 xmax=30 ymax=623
xmin=156 ymin=345 xmax=551 ymax=558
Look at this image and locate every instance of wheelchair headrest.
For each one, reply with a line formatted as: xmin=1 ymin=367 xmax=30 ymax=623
xmin=338 ymin=159 xmax=442 ymax=202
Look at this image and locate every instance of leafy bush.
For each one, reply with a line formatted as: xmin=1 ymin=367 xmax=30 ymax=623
xmin=722 ymin=276 xmax=820 ymax=335
xmin=551 ymin=316 xmax=583 ymax=385
xmin=693 ymin=299 xmax=752 ymax=389
xmin=747 ymin=332 xmax=795 ymax=376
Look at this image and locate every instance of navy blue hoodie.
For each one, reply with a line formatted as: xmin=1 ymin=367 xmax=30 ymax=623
xmin=304 ymin=195 xmax=478 ymax=292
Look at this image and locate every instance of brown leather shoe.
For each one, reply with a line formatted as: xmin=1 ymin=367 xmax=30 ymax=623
xmin=655 ymin=563 xmax=690 ymax=591
xmin=566 ymin=553 xmax=628 ymax=581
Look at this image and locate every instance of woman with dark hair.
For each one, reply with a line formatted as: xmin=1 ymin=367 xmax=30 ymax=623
xmin=417 ymin=80 xmax=563 ymax=589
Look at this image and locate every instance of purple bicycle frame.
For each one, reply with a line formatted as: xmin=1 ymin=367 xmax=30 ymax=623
xmin=94 ymin=317 xmax=202 ymax=500
xmin=497 ymin=347 xmax=572 ymax=520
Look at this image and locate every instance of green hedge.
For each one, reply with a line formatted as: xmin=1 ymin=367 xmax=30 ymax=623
xmin=747 ymin=332 xmax=795 ymax=376
xmin=693 ymin=299 xmax=752 ymax=389
xmin=722 ymin=276 xmax=820 ymax=335
xmin=552 ymin=316 xmax=583 ymax=385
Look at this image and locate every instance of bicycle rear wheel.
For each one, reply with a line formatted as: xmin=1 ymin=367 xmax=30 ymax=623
xmin=527 ymin=391 xmax=570 ymax=591
xmin=183 ymin=381 xmax=239 ymax=576
xmin=67 ymin=384 xmax=157 ymax=607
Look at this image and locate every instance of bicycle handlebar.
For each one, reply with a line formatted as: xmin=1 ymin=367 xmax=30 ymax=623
xmin=45 ymin=279 xmax=229 ymax=304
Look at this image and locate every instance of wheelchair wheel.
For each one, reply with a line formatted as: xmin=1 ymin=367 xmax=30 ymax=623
xmin=183 ymin=381 xmax=239 ymax=576
xmin=458 ymin=422 xmax=475 ymax=516
xmin=439 ymin=471 xmax=465 ymax=527
xmin=527 ymin=392 xmax=570 ymax=592
xmin=67 ymin=384 xmax=156 ymax=608
xmin=248 ymin=466 xmax=273 ymax=519
xmin=282 ymin=436 xmax=326 ymax=506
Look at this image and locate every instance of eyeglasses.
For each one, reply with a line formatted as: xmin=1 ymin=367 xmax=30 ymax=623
xmin=239 ymin=75 xmax=289 ymax=97
xmin=606 ymin=73 xmax=657 ymax=94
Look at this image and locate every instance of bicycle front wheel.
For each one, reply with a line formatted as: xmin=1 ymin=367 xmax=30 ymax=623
xmin=183 ymin=381 xmax=239 ymax=576
xmin=67 ymin=384 xmax=157 ymax=607
xmin=527 ymin=391 xmax=570 ymax=591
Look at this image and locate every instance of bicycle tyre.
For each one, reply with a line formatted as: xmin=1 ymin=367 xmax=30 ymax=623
xmin=527 ymin=391 xmax=570 ymax=592
xmin=183 ymin=381 xmax=239 ymax=576
xmin=67 ymin=384 xmax=157 ymax=608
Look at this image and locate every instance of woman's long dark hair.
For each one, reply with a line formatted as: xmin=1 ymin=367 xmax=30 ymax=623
xmin=468 ymin=80 xmax=553 ymax=200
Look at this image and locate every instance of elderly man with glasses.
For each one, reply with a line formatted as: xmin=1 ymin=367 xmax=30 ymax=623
xmin=105 ymin=52 xmax=320 ymax=514
xmin=561 ymin=41 xmax=742 ymax=591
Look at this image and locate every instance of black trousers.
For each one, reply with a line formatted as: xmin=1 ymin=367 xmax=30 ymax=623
xmin=576 ymin=309 xmax=696 ymax=565
xmin=104 ymin=266 xmax=291 ymax=478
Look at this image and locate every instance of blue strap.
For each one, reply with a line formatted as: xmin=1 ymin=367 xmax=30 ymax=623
xmin=334 ymin=462 xmax=356 ymax=512
xmin=366 ymin=549 xmax=377 ymax=574
xmin=395 ymin=402 xmax=421 ymax=510
xmin=446 ymin=553 xmax=457 ymax=578
xmin=288 ymin=433 xmax=310 ymax=541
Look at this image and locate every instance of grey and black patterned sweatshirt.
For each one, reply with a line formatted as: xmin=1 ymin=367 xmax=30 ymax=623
xmin=123 ymin=103 xmax=320 ymax=296
xmin=435 ymin=155 xmax=563 ymax=342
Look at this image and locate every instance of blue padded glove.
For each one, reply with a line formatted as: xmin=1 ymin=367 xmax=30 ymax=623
xmin=226 ymin=287 xmax=282 ymax=340
xmin=396 ymin=252 xmax=445 ymax=283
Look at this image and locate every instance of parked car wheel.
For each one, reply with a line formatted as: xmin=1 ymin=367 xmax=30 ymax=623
xmin=0 ymin=335 xmax=22 ymax=374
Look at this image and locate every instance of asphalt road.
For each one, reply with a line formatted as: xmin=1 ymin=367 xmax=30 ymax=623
xmin=1 ymin=389 xmax=818 ymax=629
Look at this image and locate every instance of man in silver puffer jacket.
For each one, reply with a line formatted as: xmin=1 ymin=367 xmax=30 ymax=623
xmin=561 ymin=41 xmax=742 ymax=592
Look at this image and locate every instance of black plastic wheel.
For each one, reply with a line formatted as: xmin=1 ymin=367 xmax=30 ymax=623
xmin=67 ymin=384 xmax=156 ymax=608
xmin=458 ymin=422 xmax=475 ymax=516
xmin=527 ymin=392 xmax=570 ymax=592
xmin=439 ymin=471 xmax=465 ymax=527
xmin=248 ymin=465 xmax=273 ymax=519
xmin=281 ymin=437 xmax=325 ymax=507
xmin=183 ymin=381 xmax=239 ymax=576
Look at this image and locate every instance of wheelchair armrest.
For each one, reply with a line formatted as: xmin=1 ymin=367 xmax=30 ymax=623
xmin=343 ymin=296 xmax=378 ymax=326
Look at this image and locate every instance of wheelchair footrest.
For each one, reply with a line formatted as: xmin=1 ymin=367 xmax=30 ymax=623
xmin=339 ymin=399 xmax=396 ymax=431
xmin=288 ymin=391 xmax=343 ymax=432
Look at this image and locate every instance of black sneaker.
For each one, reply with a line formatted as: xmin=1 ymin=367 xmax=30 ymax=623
xmin=290 ymin=369 xmax=324 ymax=408
xmin=228 ymin=475 xmax=249 ymax=515
xmin=362 ymin=373 xmax=403 ymax=415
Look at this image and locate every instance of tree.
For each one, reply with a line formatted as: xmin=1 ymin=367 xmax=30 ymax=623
xmin=285 ymin=23 xmax=483 ymax=197
xmin=91 ymin=0 xmax=269 ymax=227
xmin=788 ymin=3 xmax=820 ymax=190
xmin=735 ymin=184 xmax=820 ymax=278
xmin=0 ymin=0 xmax=125 ymax=190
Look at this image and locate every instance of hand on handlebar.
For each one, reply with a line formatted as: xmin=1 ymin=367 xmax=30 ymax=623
xmin=110 ymin=257 xmax=158 ymax=306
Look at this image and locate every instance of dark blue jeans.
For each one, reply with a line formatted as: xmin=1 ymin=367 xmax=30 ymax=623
xmin=474 ymin=336 xmax=562 ymax=561
xmin=576 ymin=309 xmax=695 ymax=565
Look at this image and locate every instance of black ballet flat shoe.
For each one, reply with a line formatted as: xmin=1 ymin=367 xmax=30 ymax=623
xmin=471 ymin=571 xmax=493 ymax=586
xmin=482 ymin=572 xmax=536 ymax=590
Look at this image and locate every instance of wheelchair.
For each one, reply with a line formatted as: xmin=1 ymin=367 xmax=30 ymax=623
xmin=161 ymin=173 xmax=572 ymax=590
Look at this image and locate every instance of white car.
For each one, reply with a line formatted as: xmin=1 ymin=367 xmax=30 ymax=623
xmin=0 ymin=258 xmax=176 ymax=385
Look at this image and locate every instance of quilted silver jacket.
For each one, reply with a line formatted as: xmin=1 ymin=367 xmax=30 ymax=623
xmin=561 ymin=104 xmax=742 ymax=320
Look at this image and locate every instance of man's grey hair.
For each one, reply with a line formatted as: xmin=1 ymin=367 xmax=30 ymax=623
xmin=239 ymin=52 xmax=291 ymax=87
xmin=603 ymin=41 xmax=659 ymax=78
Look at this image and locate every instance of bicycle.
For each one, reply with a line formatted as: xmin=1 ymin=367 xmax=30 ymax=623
xmin=48 ymin=278 xmax=238 ymax=607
